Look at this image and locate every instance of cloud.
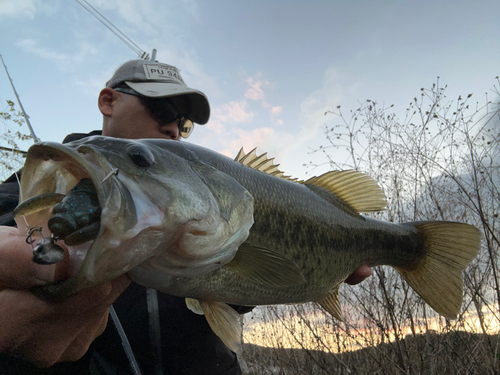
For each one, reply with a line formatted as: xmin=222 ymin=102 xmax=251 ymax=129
xmin=91 ymin=0 xmax=189 ymax=35
xmin=197 ymin=71 xmax=285 ymax=156
xmin=232 ymin=127 xmax=277 ymax=151
xmin=93 ymin=0 xmax=148 ymax=24
xmin=242 ymin=73 xmax=285 ymax=126
xmin=259 ymin=66 xmax=362 ymax=178
xmin=205 ymin=99 xmax=254 ymax=135
xmin=17 ymin=39 xmax=67 ymax=61
xmin=271 ymin=106 xmax=283 ymax=115
xmin=16 ymin=38 xmax=98 ymax=68
xmin=182 ymin=0 xmax=201 ymax=19
xmin=244 ymin=74 xmax=271 ymax=101
xmin=220 ymin=101 xmax=254 ymax=123
xmin=245 ymin=81 xmax=264 ymax=101
xmin=296 ymin=67 xmax=350 ymax=143
xmin=209 ymin=67 xmax=357 ymax=180
xmin=170 ymin=50 xmax=222 ymax=98
xmin=220 ymin=127 xmax=296 ymax=172
xmin=75 ymin=68 xmax=114 ymax=96
xmin=0 ymin=0 xmax=57 ymax=19
xmin=269 ymin=106 xmax=284 ymax=127
xmin=208 ymin=100 xmax=254 ymax=132
xmin=78 ymin=1 xmax=217 ymax=100
xmin=206 ymin=119 xmax=224 ymax=134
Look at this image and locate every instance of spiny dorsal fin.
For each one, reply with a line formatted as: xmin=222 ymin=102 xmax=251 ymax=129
xmin=234 ymin=148 xmax=386 ymax=213
xmin=317 ymin=287 xmax=344 ymax=321
xmin=185 ymin=298 xmax=242 ymax=354
xmin=235 ymin=147 xmax=299 ymax=182
xmin=303 ymin=170 xmax=387 ymax=213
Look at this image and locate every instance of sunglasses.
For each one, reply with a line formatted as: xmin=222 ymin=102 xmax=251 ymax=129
xmin=113 ymin=87 xmax=194 ymax=138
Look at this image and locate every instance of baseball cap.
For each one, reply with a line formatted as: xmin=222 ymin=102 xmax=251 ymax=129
xmin=106 ymin=60 xmax=210 ymax=125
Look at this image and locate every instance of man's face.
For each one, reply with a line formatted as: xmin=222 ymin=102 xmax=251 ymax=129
xmin=101 ymin=90 xmax=189 ymax=141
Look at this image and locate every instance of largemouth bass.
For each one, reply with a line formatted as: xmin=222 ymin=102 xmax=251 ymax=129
xmin=14 ymin=136 xmax=480 ymax=352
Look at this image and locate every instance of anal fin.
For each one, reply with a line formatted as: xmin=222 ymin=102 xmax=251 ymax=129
xmin=317 ymin=287 xmax=344 ymax=321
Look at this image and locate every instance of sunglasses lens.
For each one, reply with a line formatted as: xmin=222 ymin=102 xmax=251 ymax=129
xmin=179 ymin=119 xmax=194 ymax=138
xmin=131 ymin=92 xmax=194 ymax=138
xmin=143 ymin=99 xmax=179 ymax=125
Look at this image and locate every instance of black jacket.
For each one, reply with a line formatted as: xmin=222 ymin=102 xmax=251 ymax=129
xmin=0 ymin=132 xmax=244 ymax=375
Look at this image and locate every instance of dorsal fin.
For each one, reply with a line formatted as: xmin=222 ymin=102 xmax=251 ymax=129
xmin=235 ymin=147 xmax=299 ymax=182
xmin=303 ymin=170 xmax=387 ymax=213
xmin=234 ymin=148 xmax=386 ymax=213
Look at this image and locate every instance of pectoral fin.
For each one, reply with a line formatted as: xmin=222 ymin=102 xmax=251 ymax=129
xmin=185 ymin=297 xmax=204 ymax=315
xmin=317 ymin=287 xmax=344 ymax=321
xmin=226 ymin=243 xmax=306 ymax=287
xmin=185 ymin=298 xmax=242 ymax=354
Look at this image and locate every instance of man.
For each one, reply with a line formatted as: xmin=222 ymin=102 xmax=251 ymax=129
xmin=0 ymin=59 xmax=372 ymax=374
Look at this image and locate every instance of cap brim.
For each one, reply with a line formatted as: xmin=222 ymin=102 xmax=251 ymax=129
xmin=125 ymin=81 xmax=210 ymax=125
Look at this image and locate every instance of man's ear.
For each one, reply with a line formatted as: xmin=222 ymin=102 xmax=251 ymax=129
xmin=98 ymin=88 xmax=116 ymax=117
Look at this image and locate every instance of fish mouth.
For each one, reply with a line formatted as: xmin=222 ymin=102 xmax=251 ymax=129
xmin=15 ymin=141 xmax=120 ymax=291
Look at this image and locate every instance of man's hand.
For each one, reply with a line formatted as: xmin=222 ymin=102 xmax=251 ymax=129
xmin=0 ymin=226 xmax=130 ymax=367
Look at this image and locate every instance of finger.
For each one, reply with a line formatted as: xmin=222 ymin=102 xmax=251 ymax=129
xmin=345 ymin=265 xmax=372 ymax=285
xmin=0 ymin=276 xmax=128 ymax=368
xmin=47 ymin=283 xmax=120 ymax=364
xmin=57 ymin=308 xmax=110 ymax=364
xmin=60 ymin=274 xmax=131 ymax=314
xmin=0 ymin=226 xmax=57 ymax=288
xmin=20 ymin=310 xmax=108 ymax=368
xmin=6 ymin=289 xmax=118 ymax=367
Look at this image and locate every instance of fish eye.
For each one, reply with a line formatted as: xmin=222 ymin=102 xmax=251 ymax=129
xmin=126 ymin=144 xmax=156 ymax=168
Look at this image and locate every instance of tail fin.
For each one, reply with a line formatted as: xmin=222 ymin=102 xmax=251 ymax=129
xmin=395 ymin=222 xmax=480 ymax=319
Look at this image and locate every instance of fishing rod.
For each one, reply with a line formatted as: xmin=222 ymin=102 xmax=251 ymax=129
xmin=2 ymin=2 xmax=159 ymax=370
xmin=2 ymin=0 xmax=155 ymax=146
xmin=0 ymin=54 xmax=40 ymax=143
xmin=75 ymin=0 xmax=149 ymax=60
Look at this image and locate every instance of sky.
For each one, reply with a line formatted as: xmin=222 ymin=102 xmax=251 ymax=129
xmin=0 ymin=0 xmax=498 ymax=180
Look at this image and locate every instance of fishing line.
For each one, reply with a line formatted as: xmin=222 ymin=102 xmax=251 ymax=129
xmin=75 ymin=0 xmax=148 ymax=59
xmin=0 ymin=54 xmax=40 ymax=143
xmin=109 ymin=305 xmax=142 ymax=375
xmin=147 ymin=288 xmax=165 ymax=375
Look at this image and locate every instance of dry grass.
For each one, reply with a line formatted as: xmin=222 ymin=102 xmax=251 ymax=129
xmin=242 ymin=79 xmax=500 ymax=374
xmin=242 ymin=331 xmax=500 ymax=375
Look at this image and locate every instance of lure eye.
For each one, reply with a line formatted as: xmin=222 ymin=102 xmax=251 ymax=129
xmin=126 ymin=144 xmax=156 ymax=168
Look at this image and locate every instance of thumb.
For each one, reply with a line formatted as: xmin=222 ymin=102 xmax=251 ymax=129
xmin=0 ymin=226 xmax=59 ymax=288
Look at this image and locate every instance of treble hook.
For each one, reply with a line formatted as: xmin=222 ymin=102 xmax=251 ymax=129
xmin=26 ymin=226 xmax=43 ymax=245
xmin=25 ymin=227 xmax=65 ymax=265
xmin=102 ymin=168 xmax=119 ymax=183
